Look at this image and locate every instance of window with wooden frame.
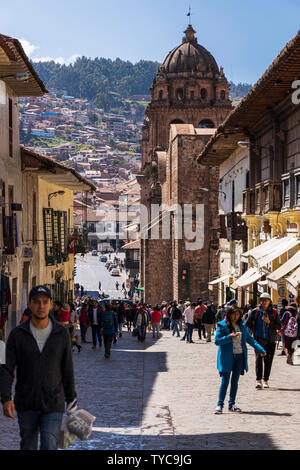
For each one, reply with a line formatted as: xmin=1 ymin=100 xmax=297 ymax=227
xmin=43 ymin=208 xmax=55 ymax=266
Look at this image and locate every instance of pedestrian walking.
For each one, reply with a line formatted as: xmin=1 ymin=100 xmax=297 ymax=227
xmin=214 ymin=306 xmax=266 ymax=414
xmin=177 ymin=299 xmax=184 ymax=331
xmin=100 ymin=303 xmax=119 ymax=359
xmin=78 ymin=302 xmax=88 ymax=343
xmin=150 ymin=305 xmax=162 ymax=339
xmin=170 ymin=301 xmax=182 ymax=337
xmin=0 ymin=285 xmax=77 ymax=450
xmin=180 ymin=301 xmax=190 ymax=341
xmin=115 ymin=281 xmax=119 ymax=291
xmin=87 ymin=299 xmax=103 ymax=349
xmin=183 ymin=302 xmax=196 ymax=343
xmin=20 ymin=307 xmax=31 ymax=324
xmin=135 ymin=305 xmax=148 ymax=343
xmin=194 ymin=301 xmax=207 ymax=340
xmin=59 ymin=304 xmax=70 ymax=327
xmin=69 ymin=308 xmax=82 ymax=353
xmin=278 ymin=298 xmax=289 ymax=356
xmin=245 ymin=292 xmax=281 ymax=389
xmin=280 ymin=303 xmax=300 ymax=364
xmin=162 ymin=303 xmax=170 ymax=330
xmin=202 ymin=303 xmax=216 ymax=342
xmin=117 ymin=302 xmax=125 ymax=337
xmin=50 ymin=300 xmax=62 ymax=322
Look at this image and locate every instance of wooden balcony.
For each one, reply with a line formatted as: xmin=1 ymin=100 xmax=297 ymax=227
xmin=262 ymin=180 xmax=282 ymax=213
xmin=242 ymin=188 xmax=255 ymax=215
xmin=226 ymin=212 xmax=248 ymax=241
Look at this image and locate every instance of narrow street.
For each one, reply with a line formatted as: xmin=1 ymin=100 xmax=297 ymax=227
xmin=0 ymin=325 xmax=299 ymax=450
xmin=74 ymin=253 xmax=128 ymax=299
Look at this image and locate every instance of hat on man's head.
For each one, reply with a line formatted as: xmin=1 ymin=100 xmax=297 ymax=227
xmin=29 ymin=285 xmax=52 ymax=302
xmin=260 ymin=293 xmax=271 ymax=300
xmin=228 ymin=299 xmax=237 ymax=306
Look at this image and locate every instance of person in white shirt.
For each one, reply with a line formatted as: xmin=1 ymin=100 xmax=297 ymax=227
xmin=183 ymin=303 xmax=197 ymax=343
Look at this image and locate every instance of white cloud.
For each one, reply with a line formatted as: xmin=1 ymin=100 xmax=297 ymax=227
xmin=20 ymin=39 xmax=39 ymax=57
xmin=32 ymin=54 xmax=81 ymax=66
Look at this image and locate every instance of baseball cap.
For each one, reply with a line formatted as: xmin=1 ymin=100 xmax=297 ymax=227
xmin=29 ymin=285 xmax=52 ymax=302
xmin=228 ymin=299 xmax=237 ymax=305
xmin=260 ymin=293 xmax=271 ymax=300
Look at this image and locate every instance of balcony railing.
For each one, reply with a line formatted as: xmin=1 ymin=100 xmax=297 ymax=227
xmin=243 ymin=181 xmax=282 ymax=216
xmin=242 ymin=188 xmax=255 ymax=215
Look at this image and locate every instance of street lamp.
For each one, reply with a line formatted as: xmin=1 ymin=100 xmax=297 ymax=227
xmin=199 ymin=187 xmax=227 ymax=199
xmin=48 ymin=191 xmax=65 ymax=207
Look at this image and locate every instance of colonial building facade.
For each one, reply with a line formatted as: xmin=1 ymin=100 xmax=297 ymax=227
xmin=199 ymin=30 xmax=300 ymax=309
xmin=138 ymin=25 xmax=233 ymax=304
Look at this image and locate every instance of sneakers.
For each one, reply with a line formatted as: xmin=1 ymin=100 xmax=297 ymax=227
xmin=256 ymin=380 xmax=263 ymax=389
xmin=228 ymin=405 xmax=242 ymax=413
xmin=263 ymin=381 xmax=269 ymax=388
xmin=214 ymin=406 xmax=223 ymax=414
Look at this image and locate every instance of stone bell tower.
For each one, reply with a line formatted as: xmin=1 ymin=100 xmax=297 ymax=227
xmin=138 ymin=24 xmax=233 ymax=304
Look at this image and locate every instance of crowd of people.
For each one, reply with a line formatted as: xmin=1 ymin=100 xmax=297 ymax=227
xmin=2 ymin=283 xmax=300 ymax=449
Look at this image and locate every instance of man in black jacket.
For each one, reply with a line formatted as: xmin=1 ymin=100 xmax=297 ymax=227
xmin=202 ymin=303 xmax=216 ymax=342
xmin=87 ymin=299 xmax=103 ymax=349
xmin=245 ymin=292 xmax=281 ymax=389
xmin=0 ymin=285 xmax=77 ymax=450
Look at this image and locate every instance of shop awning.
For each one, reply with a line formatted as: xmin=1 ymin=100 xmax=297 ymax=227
xmin=285 ymin=266 xmax=300 ymax=297
xmin=208 ymin=275 xmax=231 ymax=291
xmin=230 ymin=267 xmax=264 ymax=289
xmin=241 ymin=237 xmax=300 ymax=268
xmin=266 ymin=250 xmax=300 ymax=290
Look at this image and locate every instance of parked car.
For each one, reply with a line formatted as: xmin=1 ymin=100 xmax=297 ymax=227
xmin=100 ymin=256 xmax=107 ymax=262
xmin=91 ymin=250 xmax=98 ymax=256
xmin=111 ymin=268 xmax=120 ymax=276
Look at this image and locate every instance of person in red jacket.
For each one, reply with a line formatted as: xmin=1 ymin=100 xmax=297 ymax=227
xmin=79 ymin=302 xmax=88 ymax=343
xmin=151 ymin=305 xmax=162 ymax=339
xmin=59 ymin=304 xmax=70 ymax=326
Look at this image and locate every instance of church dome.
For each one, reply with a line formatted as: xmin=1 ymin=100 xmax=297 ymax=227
xmin=161 ymin=25 xmax=219 ymax=75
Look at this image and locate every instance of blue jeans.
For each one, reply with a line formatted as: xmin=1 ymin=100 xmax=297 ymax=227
xmin=17 ymin=410 xmax=64 ymax=450
xmin=171 ymin=319 xmax=180 ymax=336
xmin=217 ymin=354 xmax=244 ymax=407
xmin=163 ymin=317 xmax=170 ymax=330
xmin=186 ymin=323 xmax=194 ymax=342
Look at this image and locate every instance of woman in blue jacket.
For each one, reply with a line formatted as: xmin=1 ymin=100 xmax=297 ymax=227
xmin=215 ymin=306 xmax=266 ymax=414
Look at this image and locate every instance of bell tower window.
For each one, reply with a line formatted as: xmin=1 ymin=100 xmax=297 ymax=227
xmin=198 ymin=119 xmax=215 ymax=128
xmin=220 ymin=90 xmax=226 ymax=100
xmin=176 ymin=88 xmax=184 ymax=101
xmin=159 ymin=90 xmax=164 ymax=100
xmin=200 ymin=88 xmax=207 ymax=100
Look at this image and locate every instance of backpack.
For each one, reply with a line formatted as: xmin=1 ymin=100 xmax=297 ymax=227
xmin=284 ymin=313 xmax=298 ymax=338
xmin=254 ymin=307 xmax=277 ymax=321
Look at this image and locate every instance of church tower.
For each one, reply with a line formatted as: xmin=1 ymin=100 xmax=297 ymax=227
xmin=138 ymin=24 xmax=233 ymax=304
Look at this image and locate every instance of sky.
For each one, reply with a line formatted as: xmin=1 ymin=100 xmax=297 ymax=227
xmin=1 ymin=0 xmax=300 ymax=85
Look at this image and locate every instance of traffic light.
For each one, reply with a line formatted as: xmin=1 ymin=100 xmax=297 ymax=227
xmin=181 ymin=267 xmax=188 ymax=281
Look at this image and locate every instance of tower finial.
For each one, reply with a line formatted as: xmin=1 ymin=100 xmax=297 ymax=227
xmin=186 ymin=5 xmax=193 ymax=25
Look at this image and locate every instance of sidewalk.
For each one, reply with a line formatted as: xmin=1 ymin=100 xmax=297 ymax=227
xmin=0 ymin=327 xmax=299 ymax=450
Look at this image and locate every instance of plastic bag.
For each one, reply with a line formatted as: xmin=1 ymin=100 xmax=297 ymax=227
xmin=66 ymin=409 xmax=96 ymax=441
xmin=58 ymin=415 xmax=77 ymax=449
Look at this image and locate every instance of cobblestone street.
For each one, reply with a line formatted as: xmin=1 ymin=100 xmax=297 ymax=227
xmin=0 ymin=326 xmax=299 ymax=451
